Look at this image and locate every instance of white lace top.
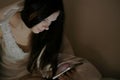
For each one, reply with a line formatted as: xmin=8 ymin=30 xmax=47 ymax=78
xmin=0 ymin=0 xmax=30 ymax=80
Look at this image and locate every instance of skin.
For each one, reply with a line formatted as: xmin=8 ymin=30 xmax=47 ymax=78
xmin=0 ymin=10 xmax=74 ymax=80
xmin=4 ymin=11 xmax=60 ymax=47
xmin=31 ymin=11 xmax=60 ymax=34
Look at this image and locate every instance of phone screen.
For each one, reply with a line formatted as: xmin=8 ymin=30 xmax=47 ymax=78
xmin=52 ymin=62 xmax=83 ymax=80
xmin=52 ymin=66 xmax=72 ymax=80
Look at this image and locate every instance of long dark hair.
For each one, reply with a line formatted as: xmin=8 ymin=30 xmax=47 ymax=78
xmin=21 ymin=0 xmax=64 ymax=78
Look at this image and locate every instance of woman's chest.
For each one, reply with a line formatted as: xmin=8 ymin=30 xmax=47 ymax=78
xmin=11 ymin=28 xmax=32 ymax=52
xmin=12 ymin=29 xmax=30 ymax=45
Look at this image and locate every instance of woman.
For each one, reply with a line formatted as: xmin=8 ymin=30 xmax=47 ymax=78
xmin=0 ymin=0 xmax=102 ymax=80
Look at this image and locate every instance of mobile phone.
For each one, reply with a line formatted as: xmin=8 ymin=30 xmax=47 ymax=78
xmin=52 ymin=66 xmax=72 ymax=80
xmin=52 ymin=62 xmax=83 ymax=80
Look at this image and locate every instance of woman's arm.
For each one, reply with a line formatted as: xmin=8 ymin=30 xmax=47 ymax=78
xmin=58 ymin=35 xmax=85 ymax=66
xmin=56 ymin=35 xmax=102 ymax=80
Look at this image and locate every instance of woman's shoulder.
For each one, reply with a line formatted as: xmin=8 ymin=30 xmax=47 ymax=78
xmin=0 ymin=28 xmax=2 ymax=39
xmin=0 ymin=0 xmax=24 ymax=22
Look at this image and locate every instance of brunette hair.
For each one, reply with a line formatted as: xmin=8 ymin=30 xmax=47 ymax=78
xmin=21 ymin=0 xmax=64 ymax=78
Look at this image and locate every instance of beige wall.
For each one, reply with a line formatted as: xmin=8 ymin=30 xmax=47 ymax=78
xmin=64 ymin=0 xmax=120 ymax=78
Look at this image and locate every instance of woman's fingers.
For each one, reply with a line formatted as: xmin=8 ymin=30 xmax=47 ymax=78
xmin=58 ymin=69 xmax=76 ymax=80
xmin=58 ymin=74 xmax=69 ymax=80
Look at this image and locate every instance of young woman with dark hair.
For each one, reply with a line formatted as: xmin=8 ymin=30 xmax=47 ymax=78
xmin=21 ymin=0 xmax=64 ymax=77
xmin=0 ymin=0 xmax=102 ymax=80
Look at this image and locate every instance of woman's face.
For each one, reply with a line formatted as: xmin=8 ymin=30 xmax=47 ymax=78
xmin=31 ymin=11 xmax=60 ymax=34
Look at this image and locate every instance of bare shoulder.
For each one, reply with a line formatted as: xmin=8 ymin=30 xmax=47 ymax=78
xmin=0 ymin=28 xmax=2 ymax=39
xmin=0 ymin=8 xmax=5 ymax=21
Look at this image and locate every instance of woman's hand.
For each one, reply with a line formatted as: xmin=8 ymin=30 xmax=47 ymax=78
xmin=54 ymin=63 xmax=76 ymax=80
xmin=58 ymin=69 xmax=75 ymax=80
xmin=54 ymin=62 xmax=83 ymax=80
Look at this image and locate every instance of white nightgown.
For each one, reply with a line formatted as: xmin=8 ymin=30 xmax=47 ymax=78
xmin=0 ymin=6 xmax=31 ymax=80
